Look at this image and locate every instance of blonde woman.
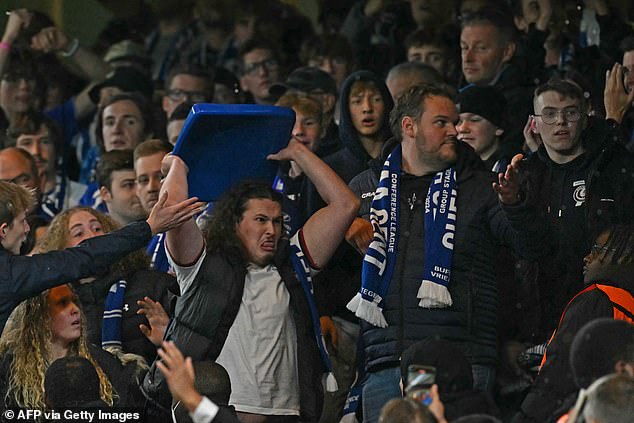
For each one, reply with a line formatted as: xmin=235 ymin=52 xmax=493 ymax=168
xmin=38 ymin=207 xmax=173 ymax=365
xmin=0 ymin=285 xmax=122 ymax=409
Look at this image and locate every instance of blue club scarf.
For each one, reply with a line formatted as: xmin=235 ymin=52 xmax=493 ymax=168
xmin=347 ymin=145 xmax=456 ymax=327
xmin=101 ymin=279 xmax=127 ymax=349
xmin=289 ymin=237 xmax=338 ymax=392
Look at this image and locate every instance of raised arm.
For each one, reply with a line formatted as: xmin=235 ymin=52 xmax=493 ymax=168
xmin=30 ymin=26 xmax=112 ymax=120
xmin=0 ymin=10 xmax=32 ymax=77
xmin=30 ymin=26 xmax=111 ymax=82
xmin=160 ymin=154 xmax=205 ymax=266
xmin=268 ymin=139 xmax=359 ymax=268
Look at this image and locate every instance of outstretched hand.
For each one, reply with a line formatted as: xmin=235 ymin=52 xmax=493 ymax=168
xmin=157 ymin=341 xmax=202 ymax=410
xmin=493 ymin=154 xmax=524 ymax=205
xmin=604 ymin=62 xmax=634 ymax=123
xmin=137 ymin=297 xmax=170 ymax=346
xmin=146 ymin=191 xmax=205 ymax=235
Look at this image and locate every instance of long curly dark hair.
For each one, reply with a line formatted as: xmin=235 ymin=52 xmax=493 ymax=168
xmin=203 ymin=181 xmax=283 ymax=262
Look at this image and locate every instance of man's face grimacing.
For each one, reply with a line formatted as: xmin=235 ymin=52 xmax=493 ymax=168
xmin=235 ymin=198 xmax=283 ymax=267
xmin=460 ymin=24 xmax=514 ymax=85
xmin=533 ymin=91 xmax=587 ymax=164
xmin=135 ymin=152 xmax=167 ymax=213
xmin=407 ymin=96 xmax=459 ymax=169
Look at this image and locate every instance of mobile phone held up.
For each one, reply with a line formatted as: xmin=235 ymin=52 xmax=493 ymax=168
xmin=405 ymin=365 xmax=436 ymax=406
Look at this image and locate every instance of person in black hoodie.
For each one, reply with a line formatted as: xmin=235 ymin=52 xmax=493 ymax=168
xmin=323 ymin=70 xmax=394 ymax=185
xmin=503 ymin=78 xmax=634 ymax=345
xmin=314 ymin=70 xmax=393 ymax=422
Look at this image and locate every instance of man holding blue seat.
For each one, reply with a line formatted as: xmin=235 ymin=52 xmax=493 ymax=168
xmin=150 ymin=135 xmax=359 ymax=422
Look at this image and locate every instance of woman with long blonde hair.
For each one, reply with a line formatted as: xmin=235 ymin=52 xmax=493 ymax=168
xmin=38 ymin=207 xmax=173 ymax=365
xmin=0 ymin=285 xmax=117 ymax=409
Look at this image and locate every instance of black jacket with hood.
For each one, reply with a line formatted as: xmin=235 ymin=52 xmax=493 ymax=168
xmin=505 ymin=116 xmax=634 ymax=342
xmin=349 ymin=139 xmax=545 ymax=371
xmin=323 ymin=70 xmax=394 ymax=185
xmin=312 ymin=71 xmax=394 ymax=321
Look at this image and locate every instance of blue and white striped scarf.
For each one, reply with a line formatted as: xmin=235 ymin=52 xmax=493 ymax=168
xmin=289 ymin=238 xmax=338 ymax=392
xmin=102 ymin=279 xmax=127 ymax=349
xmin=347 ymin=145 xmax=456 ymax=327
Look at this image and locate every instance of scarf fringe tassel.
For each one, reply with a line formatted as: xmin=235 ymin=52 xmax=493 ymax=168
xmin=346 ymin=293 xmax=388 ymax=328
xmin=326 ymin=372 xmax=338 ymax=392
xmin=417 ymin=280 xmax=453 ymax=308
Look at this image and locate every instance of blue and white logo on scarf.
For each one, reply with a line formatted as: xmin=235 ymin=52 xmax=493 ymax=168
xmin=347 ymin=145 xmax=456 ymax=327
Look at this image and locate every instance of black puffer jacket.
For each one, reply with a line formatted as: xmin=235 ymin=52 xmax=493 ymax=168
xmin=349 ymin=140 xmax=545 ymax=371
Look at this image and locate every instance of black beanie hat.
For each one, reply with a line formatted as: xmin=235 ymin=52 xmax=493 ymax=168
xmin=457 ymin=85 xmax=507 ymax=130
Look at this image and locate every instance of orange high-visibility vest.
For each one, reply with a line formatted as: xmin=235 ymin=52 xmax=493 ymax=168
xmin=540 ymin=284 xmax=634 ymax=370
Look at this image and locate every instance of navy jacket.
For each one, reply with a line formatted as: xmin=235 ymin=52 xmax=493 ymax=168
xmin=0 ymin=221 xmax=152 ymax=334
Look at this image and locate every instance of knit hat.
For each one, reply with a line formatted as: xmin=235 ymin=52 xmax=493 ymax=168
xmin=457 ymin=86 xmax=507 ymax=130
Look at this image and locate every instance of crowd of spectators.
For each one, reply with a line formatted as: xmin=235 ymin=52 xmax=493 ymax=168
xmin=0 ymin=0 xmax=634 ymax=422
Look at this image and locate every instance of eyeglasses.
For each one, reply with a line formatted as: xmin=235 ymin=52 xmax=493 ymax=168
xmin=590 ymin=243 xmax=616 ymax=256
xmin=533 ymin=108 xmax=582 ymax=125
xmin=166 ymin=89 xmax=208 ymax=103
xmin=242 ymin=58 xmax=279 ymax=76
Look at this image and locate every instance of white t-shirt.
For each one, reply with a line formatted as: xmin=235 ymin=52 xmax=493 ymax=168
xmin=167 ymin=239 xmax=302 ymax=415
